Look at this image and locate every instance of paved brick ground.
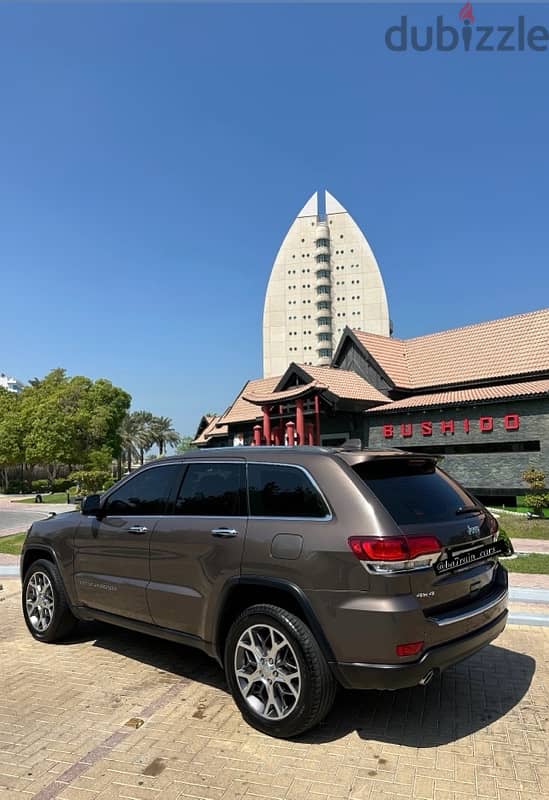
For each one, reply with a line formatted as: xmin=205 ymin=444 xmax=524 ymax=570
xmin=511 ymin=539 xmax=549 ymax=555
xmin=1 ymin=580 xmax=548 ymax=800
xmin=508 ymin=573 xmax=549 ymax=590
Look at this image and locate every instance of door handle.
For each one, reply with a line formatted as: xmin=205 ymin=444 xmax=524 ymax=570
xmin=128 ymin=525 xmax=149 ymax=534
xmin=211 ymin=528 xmax=238 ymax=538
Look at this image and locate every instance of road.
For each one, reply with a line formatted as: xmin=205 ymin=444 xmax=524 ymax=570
xmin=0 ymin=507 xmax=50 ymax=536
xmin=0 ymin=495 xmax=77 ymax=536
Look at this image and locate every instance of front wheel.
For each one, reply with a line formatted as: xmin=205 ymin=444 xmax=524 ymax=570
xmin=22 ymin=559 xmax=77 ymax=642
xmin=224 ymin=604 xmax=336 ymax=738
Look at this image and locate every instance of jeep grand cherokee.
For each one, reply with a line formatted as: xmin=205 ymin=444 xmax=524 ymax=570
xmin=21 ymin=446 xmax=510 ymax=738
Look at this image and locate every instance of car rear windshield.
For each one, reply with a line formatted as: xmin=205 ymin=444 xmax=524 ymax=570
xmin=352 ymin=458 xmax=471 ymax=525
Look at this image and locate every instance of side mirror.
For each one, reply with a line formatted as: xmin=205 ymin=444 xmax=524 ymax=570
xmin=81 ymin=494 xmax=103 ymax=517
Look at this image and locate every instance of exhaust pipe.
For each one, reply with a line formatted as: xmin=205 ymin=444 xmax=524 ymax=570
xmin=419 ymin=669 xmax=434 ymax=686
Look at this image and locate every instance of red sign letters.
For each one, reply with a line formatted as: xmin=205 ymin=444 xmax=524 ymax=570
xmin=382 ymin=413 xmax=520 ymax=439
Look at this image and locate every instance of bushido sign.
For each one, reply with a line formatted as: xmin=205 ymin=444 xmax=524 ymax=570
xmin=381 ymin=413 xmax=520 ymax=439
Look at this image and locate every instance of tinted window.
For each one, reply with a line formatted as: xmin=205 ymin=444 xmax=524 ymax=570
xmin=248 ymin=464 xmax=329 ymax=518
xmin=174 ymin=463 xmax=244 ymax=516
xmin=104 ymin=464 xmax=181 ymax=516
xmin=352 ymin=459 xmax=470 ymax=525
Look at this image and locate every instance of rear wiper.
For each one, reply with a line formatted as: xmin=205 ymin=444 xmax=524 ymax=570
xmin=456 ymin=505 xmax=483 ymax=515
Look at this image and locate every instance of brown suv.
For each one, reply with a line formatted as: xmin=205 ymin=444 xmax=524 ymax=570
xmin=21 ymin=446 xmax=510 ymax=738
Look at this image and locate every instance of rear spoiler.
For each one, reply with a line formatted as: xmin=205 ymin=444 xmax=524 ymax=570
xmin=335 ymin=449 xmax=442 ymax=467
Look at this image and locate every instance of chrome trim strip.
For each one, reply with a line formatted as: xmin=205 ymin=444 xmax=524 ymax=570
xmin=450 ymin=534 xmax=495 ymax=556
xmin=429 ymin=588 xmax=507 ymax=627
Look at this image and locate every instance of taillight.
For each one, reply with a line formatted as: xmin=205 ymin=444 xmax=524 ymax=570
xmin=488 ymin=514 xmax=499 ymax=536
xmin=396 ymin=641 xmax=424 ymax=657
xmin=348 ymin=535 xmax=441 ymax=562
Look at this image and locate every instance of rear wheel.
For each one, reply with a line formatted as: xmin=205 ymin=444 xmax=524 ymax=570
xmin=225 ymin=604 xmax=336 ymax=738
xmin=22 ymin=559 xmax=77 ymax=642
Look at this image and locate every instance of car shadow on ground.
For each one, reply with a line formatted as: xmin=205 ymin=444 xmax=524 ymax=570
xmin=73 ymin=623 xmax=535 ymax=747
xmin=304 ymin=644 xmax=535 ymax=747
xmin=74 ymin=621 xmax=228 ymax=692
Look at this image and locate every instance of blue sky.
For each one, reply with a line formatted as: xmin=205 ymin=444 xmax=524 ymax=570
xmin=1 ymin=3 xmax=548 ymax=438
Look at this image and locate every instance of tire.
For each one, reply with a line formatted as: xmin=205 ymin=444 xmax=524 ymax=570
xmin=22 ymin=559 xmax=77 ymax=643
xmin=224 ymin=604 xmax=336 ymax=738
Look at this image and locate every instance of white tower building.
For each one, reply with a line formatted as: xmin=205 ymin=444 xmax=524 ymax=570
xmin=262 ymin=190 xmax=390 ymax=377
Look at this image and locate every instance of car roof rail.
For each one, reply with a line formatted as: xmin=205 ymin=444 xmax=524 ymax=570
xmin=339 ymin=439 xmax=363 ymax=451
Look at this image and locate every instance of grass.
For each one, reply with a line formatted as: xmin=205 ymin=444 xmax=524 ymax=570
xmin=495 ymin=512 xmax=549 ymax=540
xmin=503 ymin=553 xmax=549 ymax=574
xmin=13 ymin=492 xmax=72 ymax=505
xmin=491 ymin=505 xmax=549 ymax=519
xmin=0 ymin=532 xmax=26 ymax=555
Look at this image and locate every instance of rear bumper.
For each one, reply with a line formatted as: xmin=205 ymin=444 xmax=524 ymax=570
xmin=331 ymin=607 xmax=507 ymax=690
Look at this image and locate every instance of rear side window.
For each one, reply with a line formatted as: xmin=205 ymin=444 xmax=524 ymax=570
xmin=352 ymin=459 xmax=470 ymax=525
xmin=248 ymin=464 xmax=329 ymax=518
xmin=174 ymin=462 xmax=244 ymax=516
xmin=104 ymin=464 xmax=181 ymax=516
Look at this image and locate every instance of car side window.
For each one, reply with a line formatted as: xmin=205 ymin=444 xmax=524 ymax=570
xmin=248 ymin=464 xmax=329 ymax=518
xmin=103 ymin=464 xmax=181 ymax=516
xmin=174 ymin=463 xmax=245 ymax=516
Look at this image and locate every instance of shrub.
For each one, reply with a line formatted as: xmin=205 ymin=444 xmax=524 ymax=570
xmin=30 ymin=478 xmax=72 ymax=494
xmin=523 ymin=493 xmax=549 ymax=517
xmin=522 ymin=468 xmax=549 ymax=516
xmin=68 ymin=469 xmax=111 ymax=495
xmin=7 ymin=480 xmax=31 ymax=494
xmin=102 ymin=477 xmax=116 ymax=491
xmin=51 ymin=478 xmax=72 ymax=493
xmin=522 ymin=468 xmax=546 ymax=490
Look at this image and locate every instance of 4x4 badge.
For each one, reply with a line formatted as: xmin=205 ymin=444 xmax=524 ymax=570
xmin=466 ymin=524 xmax=480 ymax=537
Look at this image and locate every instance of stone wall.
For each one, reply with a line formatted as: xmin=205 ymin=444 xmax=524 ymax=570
xmin=365 ymin=397 xmax=549 ymax=495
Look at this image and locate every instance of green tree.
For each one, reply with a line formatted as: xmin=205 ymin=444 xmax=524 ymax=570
xmin=68 ymin=469 xmax=111 ymax=494
xmin=131 ymin=410 xmax=155 ymax=465
xmin=176 ymin=435 xmax=195 ymax=454
xmin=118 ymin=413 xmax=141 ymax=475
xmin=0 ymin=389 xmax=24 ymax=492
xmin=150 ymin=415 xmax=180 ymax=456
xmin=522 ymin=468 xmax=549 ymax=517
xmin=21 ymin=369 xmax=130 ymax=482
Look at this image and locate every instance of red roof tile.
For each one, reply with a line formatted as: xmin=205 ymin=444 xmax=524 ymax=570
xmin=220 ymin=365 xmax=388 ymax=426
xmin=352 ymin=308 xmax=549 ymax=390
xmin=192 ymin=415 xmax=228 ymax=445
xmin=300 ymin=364 xmax=389 ymax=402
xmin=366 ymin=378 xmax=549 ymax=414
xmin=243 ymin=380 xmax=328 ymax=405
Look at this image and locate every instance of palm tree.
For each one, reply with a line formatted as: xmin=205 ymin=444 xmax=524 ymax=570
xmin=118 ymin=414 xmax=141 ymax=475
xmin=132 ymin=410 xmax=155 ymax=465
xmin=150 ymin=415 xmax=180 ymax=456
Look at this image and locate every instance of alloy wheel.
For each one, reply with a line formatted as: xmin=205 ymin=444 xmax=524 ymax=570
xmin=234 ymin=624 xmax=302 ymax=720
xmin=25 ymin=571 xmax=55 ymax=633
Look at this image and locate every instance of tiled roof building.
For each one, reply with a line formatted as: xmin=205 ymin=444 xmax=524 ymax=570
xmin=341 ymin=308 xmax=549 ymax=391
xmin=199 ymin=307 xmax=549 ymax=502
